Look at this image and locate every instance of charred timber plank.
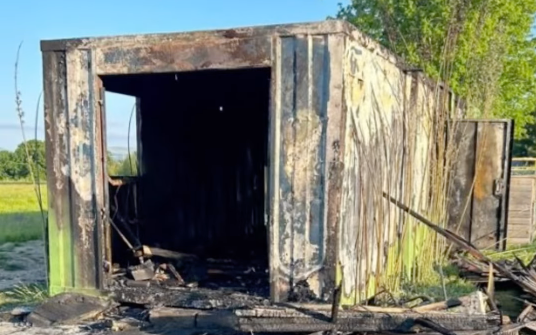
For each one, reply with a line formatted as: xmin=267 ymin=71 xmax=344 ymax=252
xmin=282 ymin=302 xmax=467 ymax=314
xmin=150 ymin=308 xmax=238 ymax=331
xmin=383 ymin=193 xmax=536 ymax=297
xmin=235 ymin=307 xmax=500 ymax=332
xmin=399 ymin=322 xmax=529 ymax=335
xmin=278 ymin=302 xmax=409 ymax=313
xmin=150 ymin=307 xmax=502 ymax=333
xmin=238 ymin=314 xmax=500 ymax=333
xmin=27 ymin=293 xmax=113 ymax=327
xmin=235 ymin=307 xmax=498 ymax=324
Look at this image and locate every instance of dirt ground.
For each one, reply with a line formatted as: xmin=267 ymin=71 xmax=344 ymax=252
xmin=0 ymin=240 xmax=46 ymax=291
xmin=0 ymin=323 xmax=90 ymax=335
xmin=0 ymin=323 xmax=179 ymax=335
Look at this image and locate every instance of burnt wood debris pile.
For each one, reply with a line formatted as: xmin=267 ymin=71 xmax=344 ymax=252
xmin=6 ymin=194 xmax=536 ymax=334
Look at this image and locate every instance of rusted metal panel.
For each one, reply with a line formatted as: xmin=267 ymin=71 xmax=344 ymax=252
xmin=44 ymin=48 xmax=105 ymax=294
xmin=65 ymin=49 xmax=105 ymax=289
xmin=269 ymin=34 xmax=343 ymax=302
xmin=40 ymin=21 xmax=352 ymax=52
xmin=338 ymin=32 xmax=414 ymax=304
xmin=96 ymin=37 xmax=272 ymax=75
xmin=97 ymin=85 xmax=112 ymax=273
xmin=447 ymin=120 xmax=514 ymax=250
xmin=447 ymin=122 xmax=477 ymax=239
xmin=336 ymin=28 xmax=463 ymax=303
xmin=321 ymin=35 xmax=345 ymax=303
xmin=43 ymin=50 xmax=74 ymax=294
xmin=40 ymin=20 xmax=474 ymax=303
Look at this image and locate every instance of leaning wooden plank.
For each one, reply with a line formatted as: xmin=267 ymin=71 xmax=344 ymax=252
xmin=399 ymin=322 xmax=536 ymax=335
xmin=384 ymin=192 xmax=536 ymax=297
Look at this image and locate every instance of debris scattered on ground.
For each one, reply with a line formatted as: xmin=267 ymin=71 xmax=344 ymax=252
xmin=288 ymin=280 xmax=321 ymax=303
xmin=0 ymin=307 xmax=33 ymax=325
xmin=5 ymin=197 xmax=536 ymax=334
xmin=149 ymin=305 xmax=502 ymax=333
xmin=113 ymin=254 xmax=271 ymax=301
xmin=385 ymin=192 xmax=536 ymax=303
xmin=11 ymin=306 xmax=32 ymax=317
xmin=110 ymin=316 xmax=148 ymax=332
xmin=26 ymin=293 xmax=114 ymax=327
xmin=128 ymin=260 xmax=155 ymax=281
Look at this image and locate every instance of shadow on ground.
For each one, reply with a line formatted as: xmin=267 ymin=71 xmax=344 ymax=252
xmin=0 ymin=212 xmax=46 ymax=244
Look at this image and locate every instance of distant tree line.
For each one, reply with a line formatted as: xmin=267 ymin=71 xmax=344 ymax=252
xmin=0 ymin=140 xmax=137 ymax=181
xmin=107 ymin=151 xmax=138 ymax=177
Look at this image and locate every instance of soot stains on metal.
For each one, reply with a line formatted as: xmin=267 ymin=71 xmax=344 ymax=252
xmin=99 ymin=38 xmax=271 ymax=74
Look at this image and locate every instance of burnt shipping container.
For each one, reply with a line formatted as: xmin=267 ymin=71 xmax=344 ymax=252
xmin=40 ymin=20 xmax=509 ymax=308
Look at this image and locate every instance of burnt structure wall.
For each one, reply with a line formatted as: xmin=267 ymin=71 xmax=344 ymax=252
xmin=41 ymin=20 xmax=471 ymax=303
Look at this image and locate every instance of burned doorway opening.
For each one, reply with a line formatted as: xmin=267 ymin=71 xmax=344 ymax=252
xmin=101 ymin=68 xmax=271 ymax=297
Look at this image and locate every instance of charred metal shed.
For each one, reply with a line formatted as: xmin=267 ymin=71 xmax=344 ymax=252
xmin=41 ymin=20 xmax=458 ymax=308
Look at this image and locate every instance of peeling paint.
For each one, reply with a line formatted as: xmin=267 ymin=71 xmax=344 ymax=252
xmin=282 ymin=109 xmax=323 ymax=200
xmin=270 ymin=34 xmax=332 ymax=301
xmin=42 ymin=21 xmax=462 ymax=303
xmin=338 ymin=37 xmax=441 ymax=303
xmin=448 ymin=120 xmax=513 ymax=250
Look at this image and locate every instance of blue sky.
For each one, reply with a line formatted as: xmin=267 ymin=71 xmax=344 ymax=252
xmin=0 ymin=0 xmax=346 ymax=154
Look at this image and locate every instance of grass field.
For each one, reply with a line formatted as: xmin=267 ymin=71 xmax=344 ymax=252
xmin=0 ymin=183 xmax=49 ymax=309
xmin=0 ymin=183 xmax=47 ymax=244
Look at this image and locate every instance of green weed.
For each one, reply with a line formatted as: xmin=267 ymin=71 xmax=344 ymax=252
xmin=0 ymin=283 xmax=48 ymax=310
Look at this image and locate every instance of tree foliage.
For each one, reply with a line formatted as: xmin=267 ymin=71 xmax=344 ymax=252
xmin=0 ymin=140 xmax=137 ymax=180
xmin=0 ymin=140 xmax=46 ymax=180
xmin=336 ymin=0 xmax=536 ymax=139
xmin=14 ymin=140 xmax=46 ymax=180
xmin=0 ymin=150 xmax=19 ymax=180
xmin=107 ymin=152 xmax=138 ymax=177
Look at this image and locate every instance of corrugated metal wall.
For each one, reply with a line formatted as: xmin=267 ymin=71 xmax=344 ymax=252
xmin=337 ymin=31 xmax=440 ymax=304
xmin=447 ymin=120 xmax=513 ymax=250
xmin=269 ymin=34 xmax=342 ymax=301
xmin=43 ymin=49 xmax=106 ymax=295
xmin=43 ymin=21 xmax=507 ymax=303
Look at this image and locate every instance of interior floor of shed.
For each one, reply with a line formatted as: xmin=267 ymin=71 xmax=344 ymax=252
xmin=108 ymin=255 xmax=270 ymax=299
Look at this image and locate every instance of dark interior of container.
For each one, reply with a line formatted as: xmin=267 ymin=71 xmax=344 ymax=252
xmin=101 ymin=68 xmax=271 ymax=296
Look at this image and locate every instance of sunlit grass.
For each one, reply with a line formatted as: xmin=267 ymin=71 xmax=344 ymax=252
xmin=0 ymin=183 xmax=47 ymax=244
xmin=0 ymin=283 xmax=48 ymax=311
xmin=484 ymin=242 xmax=536 ymax=265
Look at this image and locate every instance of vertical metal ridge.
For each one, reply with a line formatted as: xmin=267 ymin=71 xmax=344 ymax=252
xmin=269 ymin=35 xmax=283 ymax=302
xmin=63 ymin=50 xmax=76 ymax=290
xmin=304 ymin=34 xmax=313 ymax=254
